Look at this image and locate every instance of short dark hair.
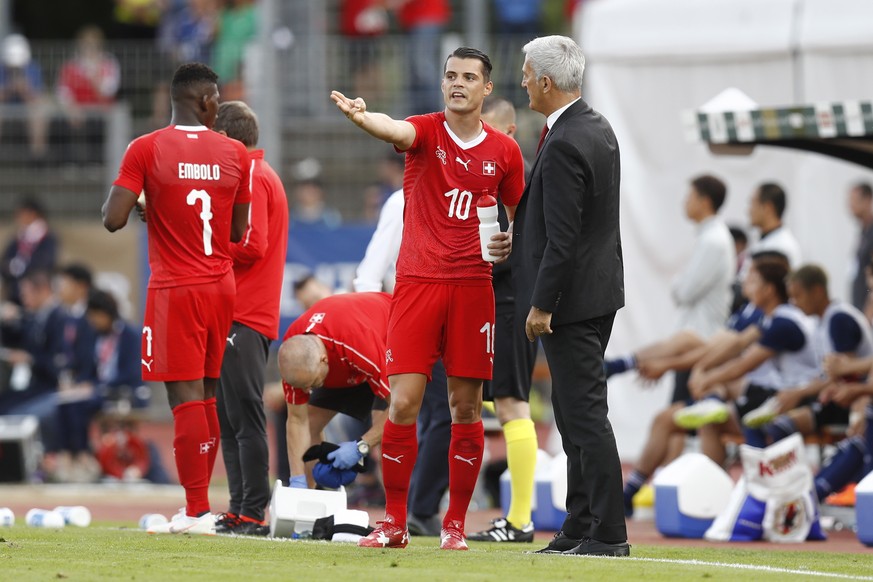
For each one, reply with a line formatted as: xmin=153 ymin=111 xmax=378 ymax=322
xmin=691 ymin=174 xmax=727 ymax=212
xmin=728 ymin=225 xmax=747 ymax=245
xmin=17 ymin=197 xmax=47 ymax=218
xmin=170 ymin=62 xmax=218 ymax=100
xmin=757 ymin=182 xmax=787 ymax=218
xmin=87 ymin=289 xmax=118 ymax=320
xmin=21 ymin=269 xmax=52 ymax=290
xmin=214 ymin=101 xmax=259 ymax=147
xmin=293 ymin=275 xmax=317 ymax=294
xmin=790 ymin=264 xmax=828 ymax=291
xmin=481 ymin=95 xmax=513 ymax=116
xmin=751 ymin=253 xmax=790 ymax=303
xmin=854 ymin=182 xmax=873 ymax=199
xmin=445 ymin=47 xmax=492 ymax=82
xmin=59 ymin=263 xmax=93 ymax=288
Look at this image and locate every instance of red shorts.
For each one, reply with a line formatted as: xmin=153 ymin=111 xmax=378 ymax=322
xmin=387 ymin=279 xmax=495 ymax=380
xmin=141 ymin=271 xmax=235 ymax=382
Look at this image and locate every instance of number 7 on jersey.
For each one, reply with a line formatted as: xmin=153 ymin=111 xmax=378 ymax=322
xmin=186 ymin=189 xmax=214 ymax=256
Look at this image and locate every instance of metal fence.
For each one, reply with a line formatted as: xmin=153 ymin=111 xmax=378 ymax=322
xmin=0 ymin=30 xmax=541 ymax=221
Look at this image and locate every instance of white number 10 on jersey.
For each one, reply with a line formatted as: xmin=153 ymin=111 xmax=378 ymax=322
xmin=186 ymin=189 xmax=214 ymax=256
xmin=444 ymin=188 xmax=473 ymax=220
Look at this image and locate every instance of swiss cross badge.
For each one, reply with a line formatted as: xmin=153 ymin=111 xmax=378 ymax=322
xmin=483 ymin=161 xmax=496 ymax=175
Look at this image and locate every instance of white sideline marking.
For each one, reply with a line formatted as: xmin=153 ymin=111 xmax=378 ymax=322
xmin=571 ymin=555 xmax=873 ymax=581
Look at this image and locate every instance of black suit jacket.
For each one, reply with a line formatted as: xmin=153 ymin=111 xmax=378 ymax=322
xmin=512 ymin=99 xmax=624 ymax=325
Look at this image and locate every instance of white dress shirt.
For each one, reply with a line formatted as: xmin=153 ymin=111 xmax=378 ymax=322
xmin=671 ymin=215 xmax=735 ymax=338
xmin=353 ymin=189 xmax=404 ymax=292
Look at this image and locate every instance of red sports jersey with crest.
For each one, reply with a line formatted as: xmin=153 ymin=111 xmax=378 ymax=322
xmin=230 ymin=149 xmax=289 ymax=340
xmin=396 ymin=112 xmax=525 ymax=281
xmin=281 ymin=292 xmax=392 ymax=405
xmin=114 ymin=125 xmax=251 ymax=289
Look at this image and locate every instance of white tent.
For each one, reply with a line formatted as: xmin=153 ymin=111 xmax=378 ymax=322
xmin=576 ymin=0 xmax=873 ymax=460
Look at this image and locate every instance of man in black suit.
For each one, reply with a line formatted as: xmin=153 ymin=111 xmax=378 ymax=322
xmin=513 ymin=35 xmax=628 ymax=556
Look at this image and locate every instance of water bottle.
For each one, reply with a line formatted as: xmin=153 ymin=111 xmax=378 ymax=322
xmin=477 ymin=191 xmax=500 ymax=262
xmin=53 ymin=505 xmax=92 ymax=527
xmin=139 ymin=513 xmax=168 ymax=530
xmin=0 ymin=508 xmax=14 ymax=527
xmin=25 ymin=509 xmax=65 ymax=528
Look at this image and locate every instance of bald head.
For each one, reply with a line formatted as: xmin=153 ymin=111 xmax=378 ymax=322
xmin=481 ymin=96 xmax=516 ymax=137
xmin=278 ymin=334 xmax=329 ymax=389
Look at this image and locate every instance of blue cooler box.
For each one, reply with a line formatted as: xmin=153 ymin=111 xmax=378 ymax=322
xmin=856 ymin=471 xmax=873 ymax=546
xmin=653 ymin=453 xmax=734 ymax=538
xmin=499 ymin=450 xmax=566 ymax=531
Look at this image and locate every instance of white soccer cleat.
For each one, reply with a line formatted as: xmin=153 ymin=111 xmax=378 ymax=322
xmin=147 ymin=512 xmax=216 ymax=535
xmin=741 ymin=397 xmax=780 ymax=429
xmin=674 ymin=399 xmax=729 ymax=429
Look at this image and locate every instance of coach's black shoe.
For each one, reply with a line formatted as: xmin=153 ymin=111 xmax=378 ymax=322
xmin=235 ymin=520 xmax=270 ymax=537
xmin=562 ymin=537 xmax=630 ymax=557
xmin=533 ymin=530 xmax=583 ymax=554
xmin=214 ymin=512 xmax=241 ymax=534
xmin=468 ymin=518 xmax=534 ymax=543
xmin=406 ymin=513 xmax=441 ymax=537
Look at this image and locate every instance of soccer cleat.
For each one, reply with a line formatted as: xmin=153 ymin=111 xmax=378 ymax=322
xmin=147 ymin=512 xmax=216 ymax=535
xmin=235 ymin=520 xmax=270 ymax=536
xmin=214 ymin=512 xmax=241 ymax=534
xmin=439 ymin=520 xmax=468 ymax=550
xmin=674 ymin=399 xmax=729 ymax=429
xmin=467 ymin=518 xmax=534 ymax=543
xmin=357 ymin=518 xmax=409 ymax=548
xmin=741 ymin=397 xmax=780 ymax=428
xmin=824 ymin=483 xmax=857 ymax=507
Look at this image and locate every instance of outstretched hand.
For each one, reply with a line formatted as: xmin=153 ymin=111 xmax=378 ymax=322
xmin=331 ymin=91 xmax=367 ymax=124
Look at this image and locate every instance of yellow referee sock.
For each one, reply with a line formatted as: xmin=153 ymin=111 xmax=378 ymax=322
xmin=503 ymin=418 xmax=537 ymax=529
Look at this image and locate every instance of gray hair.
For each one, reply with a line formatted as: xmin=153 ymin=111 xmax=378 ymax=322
xmin=522 ymin=35 xmax=585 ymax=93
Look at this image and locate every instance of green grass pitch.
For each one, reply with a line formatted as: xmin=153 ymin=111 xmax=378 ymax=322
xmin=1 ymin=523 xmax=872 ymax=581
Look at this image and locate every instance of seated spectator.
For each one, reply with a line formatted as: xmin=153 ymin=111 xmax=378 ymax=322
xmin=0 ymin=34 xmax=49 ymax=163
xmin=293 ymin=274 xmax=333 ymax=311
xmin=751 ymin=265 xmax=873 ymax=442
xmin=111 ymin=0 xmax=161 ymax=39
xmin=0 ymin=270 xmax=65 ymax=452
xmin=55 ymin=26 xmax=121 ymax=164
xmin=0 ymin=198 xmax=58 ymax=307
xmin=86 ymin=289 xmax=168 ymax=483
xmin=56 ymin=264 xmax=97 ymax=387
xmin=290 ymin=180 xmax=343 ymax=229
xmin=212 ymin=0 xmax=258 ymax=99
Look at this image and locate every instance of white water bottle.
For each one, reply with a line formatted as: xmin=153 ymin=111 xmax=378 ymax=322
xmin=0 ymin=508 xmax=14 ymax=527
xmin=25 ymin=508 xmax=65 ymax=528
xmin=477 ymin=192 xmax=500 ymax=262
xmin=54 ymin=505 xmax=92 ymax=527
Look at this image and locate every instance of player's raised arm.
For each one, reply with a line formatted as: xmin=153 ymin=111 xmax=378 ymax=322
xmin=102 ymin=185 xmax=139 ymax=232
xmin=330 ymin=91 xmax=416 ymax=151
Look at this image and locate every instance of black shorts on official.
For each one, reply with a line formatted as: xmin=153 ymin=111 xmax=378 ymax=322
xmin=483 ymin=306 xmax=538 ymax=402
xmin=308 ymin=383 xmax=388 ymax=422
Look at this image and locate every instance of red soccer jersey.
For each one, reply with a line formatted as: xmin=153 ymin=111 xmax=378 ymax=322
xmin=282 ymin=292 xmax=392 ymax=405
xmin=230 ymin=150 xmax=289 ymax=340
xmin=397 ymin=112 xmax=525 ymax=281
xmin=114 ymin=125 xmax=251 ymax=288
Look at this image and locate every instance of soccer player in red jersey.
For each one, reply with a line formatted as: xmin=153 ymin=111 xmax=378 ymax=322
xmin=102 ymin=63 xmax=251 ymax=535
xmin=331 ymin=46 xmax=525 ymax=550
xmin=210 ymin=100 xmax=289 ymax=536
xmin=277 ymin=292 xmax=392 ymax=491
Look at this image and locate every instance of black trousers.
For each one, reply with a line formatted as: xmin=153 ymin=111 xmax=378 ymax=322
xmin=407 ymin=359 xmax=451 ymax=518
xmin=217 ymin=321 xmax=271 ymax=522
xmin=540 ymin=312 xmax=627 ymax=543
